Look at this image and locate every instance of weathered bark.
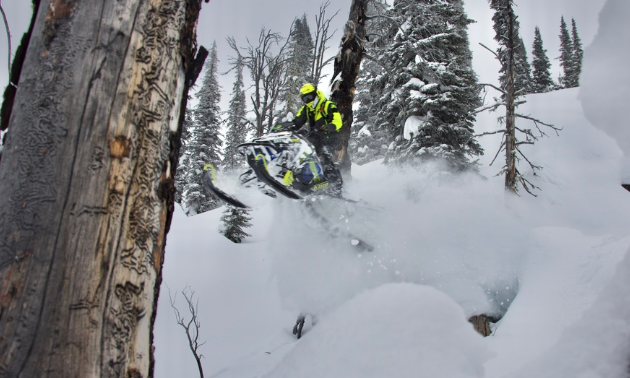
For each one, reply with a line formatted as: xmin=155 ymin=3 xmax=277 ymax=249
xmin=330 ymin=0 xmax=368 ymax=176
xmin=0 ymin=0 xmax=205 ymax=377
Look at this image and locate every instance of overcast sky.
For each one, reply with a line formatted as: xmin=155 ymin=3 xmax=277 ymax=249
xmin=0 ymin=0 xmax=607 ymax=118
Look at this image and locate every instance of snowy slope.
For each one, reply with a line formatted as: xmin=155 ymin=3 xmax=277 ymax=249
xmin=154 ymin=0 xmax=630 ymax=377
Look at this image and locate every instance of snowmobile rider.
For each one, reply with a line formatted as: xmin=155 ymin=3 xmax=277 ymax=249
xmin=290 ymin=83 xmax=344 ymax=193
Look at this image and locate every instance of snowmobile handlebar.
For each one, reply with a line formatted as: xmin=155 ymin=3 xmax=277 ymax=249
xmin=270 ymin=121 xmax=297 ymax=133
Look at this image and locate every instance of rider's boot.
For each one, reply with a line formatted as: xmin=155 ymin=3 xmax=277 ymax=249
xmin=324 ymin=166 xmax=343 ymax=197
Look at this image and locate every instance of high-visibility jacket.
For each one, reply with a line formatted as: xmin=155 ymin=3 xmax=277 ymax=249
xmin=293 ymin=90 xmax=343 ymax=135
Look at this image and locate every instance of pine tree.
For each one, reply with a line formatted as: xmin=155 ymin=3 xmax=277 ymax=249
xmin=284 ymin=15 xmax=315 ymax=116
xmin=514 ymin=36 xmax=533 ymax=94
xmin=558 ymin=16 xmax=574 ymax=88
xmin=175 ymin=107 xmax=194 ymax=204
xmin=224 ymin=55 xmax=248 ymax=172
xmin=183 ymin=41 xmax=222 ymax=215
xmin=351 ymin=0 xmax=391 ymax=165
xmin=570 ymin=18 xmax=584 ymax=87
xmin=220 ymin=205 xmax=253 ymax=243
xmin=530 ymin=26 xmax=554 ymax=93
xmin=369 ymin=0 xmax=483 ymax=170
xmin=492 ymin=2 xmax=531 ymax=95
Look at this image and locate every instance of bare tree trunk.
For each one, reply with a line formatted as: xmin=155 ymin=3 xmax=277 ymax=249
xmin=504 ymin=4 xmax=518 ymax=194
xmin=330 ymin=0 xmax=368 ymax=176
xmin=0 ymin=0 xmax=205 ymax=377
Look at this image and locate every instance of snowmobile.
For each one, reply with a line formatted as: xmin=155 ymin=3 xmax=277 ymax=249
xmin=202 ymin=122 xmax=377 ymax=252
xmin=202 ymin=121 xmax=340 ymax=207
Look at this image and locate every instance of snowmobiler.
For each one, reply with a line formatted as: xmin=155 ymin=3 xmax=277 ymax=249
xmin=201 ymin=121 xmax=341 ymax=208
xmin=276 ymin=83 xmax=344 ymax=195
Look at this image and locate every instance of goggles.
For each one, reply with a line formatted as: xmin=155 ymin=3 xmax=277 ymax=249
xmin=301 ymin=92 xmax=317 ymax=104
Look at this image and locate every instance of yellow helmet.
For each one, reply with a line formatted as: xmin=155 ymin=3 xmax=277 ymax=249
xmin=299 ymin=83 xmax=317 ymax=105
xmin=300 ymin=83 xmax=316 ymax=95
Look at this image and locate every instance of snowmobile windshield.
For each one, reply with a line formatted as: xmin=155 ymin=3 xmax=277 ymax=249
xmin=301 ymin=92 xmax=316 ymax=104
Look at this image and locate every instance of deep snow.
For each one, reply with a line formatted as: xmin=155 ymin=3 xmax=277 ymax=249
xmin=154 ymin=0 xmax=630 ymax=377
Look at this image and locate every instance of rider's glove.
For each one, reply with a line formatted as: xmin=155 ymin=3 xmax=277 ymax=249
xmin=320 ymin=124 xmax=337 ymax=133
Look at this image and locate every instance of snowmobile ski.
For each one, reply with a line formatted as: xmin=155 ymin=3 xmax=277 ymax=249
xmin=247 ymin=154 xmax=302 ymax=200
xmin=202 ymin=164 xmax=250 ymax=209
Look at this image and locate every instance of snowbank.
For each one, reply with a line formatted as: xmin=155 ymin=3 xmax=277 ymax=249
xmin=264 ymin=283 xmax=492 ymax=378
xmin=579 ymin=0 xmax=630 ymax=181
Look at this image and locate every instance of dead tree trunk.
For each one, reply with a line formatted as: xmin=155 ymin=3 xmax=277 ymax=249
xmin=330 ymin=0 xmax=368 ymax=176
xmin=0 ymin=0 xmax=206 ymax=377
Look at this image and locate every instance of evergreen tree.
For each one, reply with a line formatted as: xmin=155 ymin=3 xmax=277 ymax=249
xmin=570 ymin=18 xmax=584 ymax=87
xmin=284 ymin=15 xmax=315 ymax=116
xmin=183 ymin=41 xmax=222 ymax=215
xmin=558 ymin=16 xmax=575 ymax=88
xmin=224 ymin=55 xmax=249 ymax=172
xmin=175 ymin=107 xmax=194 ymax=204
xmin=492 ymin=2 xmax=531 ymax=94
xmin=514 ymin=36 xmax=533 ymax=93
xmin=530 ymin=26 xmax=554 ymax=93
xmin=220 ymin=205 xmax=253 ymax=243
xmin=371 ymin=0 xmax=483 ymax=170
xmin=351 ymin=0 xmax=391 ymax=165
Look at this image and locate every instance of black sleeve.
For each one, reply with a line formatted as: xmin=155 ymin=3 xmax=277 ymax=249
xmin=293 ymin=105 xmax=308 ymax=129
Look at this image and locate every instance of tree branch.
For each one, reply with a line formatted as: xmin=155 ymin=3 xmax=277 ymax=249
xmin=169 ymin=286 xmax=206 ymax=378
xmin=479 ymin=42 xmax=499 ymax=59
xmin=489 ymin=137 xmax=507 ymax=167
xmin=516 ymin=113 xmax=562 ymax=135
xmin=473 ymin=102 xmax=504 ymax=115
xmin=480 ymin=83 xmax=507 ymax=96
xmin=475 ymin=129 xmax=506 ymax=137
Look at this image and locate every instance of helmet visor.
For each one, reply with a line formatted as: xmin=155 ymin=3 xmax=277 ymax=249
xmin=301 ymin=92 xmax=317 ymax=104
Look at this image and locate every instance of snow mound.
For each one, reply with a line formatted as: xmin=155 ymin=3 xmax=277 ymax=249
xmin=579 ymin=0 xmax=630 ymax=183
xmin=509 ymin=250 xmax=630 ymax=378
xmin=265 ymin=283 xmax=492 ymax=378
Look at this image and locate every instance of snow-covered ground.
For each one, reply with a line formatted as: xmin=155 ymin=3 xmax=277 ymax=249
xmin=154 ymin=0 xmax=630 ymax=377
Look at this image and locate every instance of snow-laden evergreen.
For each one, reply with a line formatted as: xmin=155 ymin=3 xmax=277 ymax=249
xmin=513 ymin=36 xmax=532 ymax=93
xmin=174 ymin=107 xmax=193 ymax=205
xmin=351 ymin=0 xmax=391 ymax=165
xmin=490 ymin=0 xmax=532 ymax=95
xmin=183 ymin=42 xmax=222 ymax=215
xmin=570 ymin=18 xmax=584 ymax=87
xmin=558 ymin=16 xmax=575 ymax=88
xmin=530 ymin=27 xmax=554 ymax=93
xmin=223 ymin=55 xmax=249 ymax=172
xmin=284 ymin=15 xmax=315 ymax=116
xmin=219 ymin=205 xmax=253 ymax=243
xmin=355 ymin=0 xmax=482 ymax=171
